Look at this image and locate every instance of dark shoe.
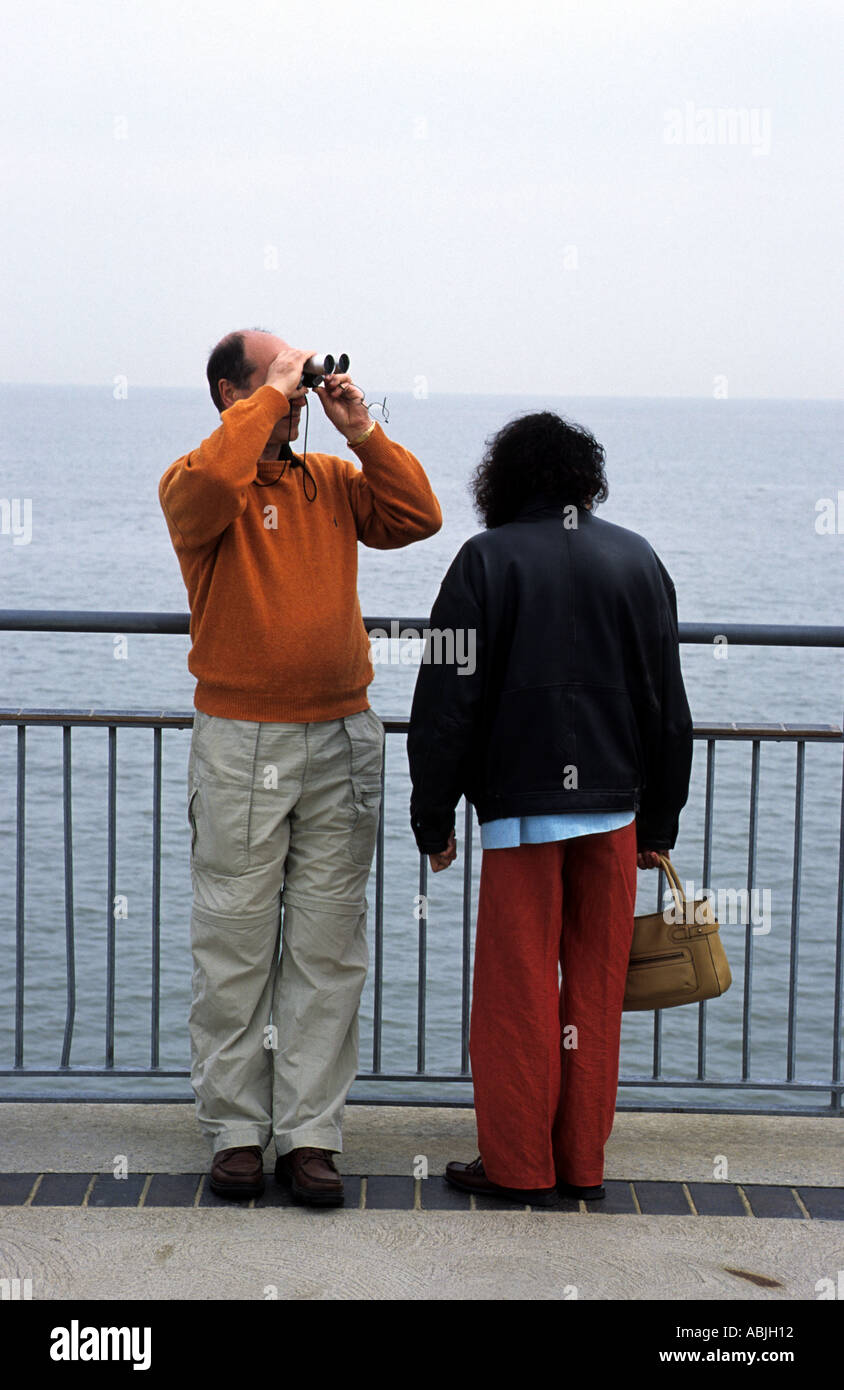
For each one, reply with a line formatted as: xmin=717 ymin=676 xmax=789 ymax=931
xmin=557 ymin=1179 xmax=606 ymax=1201
xmin=209 ymin=1145 xmax=265 ymax=1199
xmin=444 ymin=1156 xmax=556 ymax=1205
xmin=275 ymin=1147 xmax=344 ymax=1207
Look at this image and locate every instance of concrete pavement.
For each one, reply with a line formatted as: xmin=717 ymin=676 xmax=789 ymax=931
xmin=0 ymin=1105 xmax=841 ymax=1301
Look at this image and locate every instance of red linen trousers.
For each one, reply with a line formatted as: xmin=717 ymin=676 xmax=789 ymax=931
xmin=469 ymin=820 xmax=638 ymax=1189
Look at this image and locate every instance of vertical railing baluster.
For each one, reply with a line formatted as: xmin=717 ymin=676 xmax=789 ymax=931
xmin=106 ymin=725 xmax=117 ymax=1068
xmin=372 ymin=748 xmax=386 ymax=1074
xmin=151 ymin=727 xmax=162 ymax=1069
xmin=60 ymin=726 xmax=76 ymax=1068
xmin=786 ymin=742 xmax=805 ymax=1080
xmin=417 ymin=855 xmax=427 ymax=1073
xmin=652 ymin=861 xmax=665 ymax=1078
xmin=461 ymin=798 xmax=473 ymax=1076
xmin=832 ymin=735 xmax=844 ymax=1114
xmin=652 ymin=1011 xmax=663 ymax=1079
xmin=742 ymin=740 xmax=761 ymax=1080
xmin=14 ymin=726 xmax=26 ymax=1068
xmin=702 ymin=739 xmax=716 ymax=885
xmin=698 ymin=738 xmax=716 ymax=1079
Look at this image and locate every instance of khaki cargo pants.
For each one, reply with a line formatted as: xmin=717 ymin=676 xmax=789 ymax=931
xmin=186 ymin=707 xmax=384 ymax=1157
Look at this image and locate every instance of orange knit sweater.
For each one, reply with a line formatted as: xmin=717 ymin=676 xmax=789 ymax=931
xmin=159 ymin=385 xmax=442 ymax=721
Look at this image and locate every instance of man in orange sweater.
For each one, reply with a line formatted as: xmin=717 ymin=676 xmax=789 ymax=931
xmin=160 ymin=329 xmax=441 ymax=1204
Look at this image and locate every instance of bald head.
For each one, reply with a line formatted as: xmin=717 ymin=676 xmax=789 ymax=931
xmin=206 ymin=328 xmax=286 ymax=411
xmin=205 ymin=327 xmax=309 ymax=445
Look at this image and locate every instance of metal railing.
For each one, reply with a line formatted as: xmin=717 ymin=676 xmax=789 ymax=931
xmin=1 ymin=612 xmax=842 ymax=1114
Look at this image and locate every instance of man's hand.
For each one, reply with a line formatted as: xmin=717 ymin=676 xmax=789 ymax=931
xmin=315 ymin=373 xmax=373 ymax=441
xmin=264 ymin=345 xmax=316 ymax=400
xmin=637 ymin=850 xmax=664 ymax=869
xmin=429 ymin=830 xmax=457 ymax=873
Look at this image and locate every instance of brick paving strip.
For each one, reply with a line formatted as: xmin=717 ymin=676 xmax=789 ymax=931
xmin=0 ymin=1173 xmax=841 ymax=1217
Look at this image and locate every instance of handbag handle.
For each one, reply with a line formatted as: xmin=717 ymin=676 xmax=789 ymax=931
xmin=656 ymin=854 xmax=686 ymax=921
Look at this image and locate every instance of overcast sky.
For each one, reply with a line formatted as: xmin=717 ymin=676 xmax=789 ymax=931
xmin=1 ymin=0 xmax=841 ymax=397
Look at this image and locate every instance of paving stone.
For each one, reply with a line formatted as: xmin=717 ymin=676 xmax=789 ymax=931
xmin=143 ymin=1173 xmax=202 ymax=1207
xmin=253 ymin=1175 xmax=362 ymax=1209
xmin=472 ymin=1192 xmax=530 ymax=1212
xmin=0 ymin=1173 xmax=39 ymax=1205
xmin=633 ymin=1181 xmax=693 ymax=1215
xmin=88 ymin=1174 xmax=147 ymax=1207
xmin=31 ymin=1173 xmax=92 ymax=1206
xmin=590 ymin=1180 xmax=637 ymax=1214
xmin=364 ymin=1175 xmax=415 ymax=1209
xmin=197 ymin=1180 xmax=260 ymax=1208
xmin=796 ymin=1187 xmax=844 ymax=1221
xmin=688 ymin=1183 xmax=747 ymax=1217
xmin=536 ymin=1194 xmax=580 ymax=1213
xmin=251 ymin=1181 xmax=298 ymax=1208
xmin=5 ymin=1166 xmax=833 ymax=1223
xmin=742 ymin=1185 xmax=803 ymax=1218
xmin=419 ymin=1176 xmax=472 ymax=1210
xmin=339 ymin=1176 xmax=363 ymax=1209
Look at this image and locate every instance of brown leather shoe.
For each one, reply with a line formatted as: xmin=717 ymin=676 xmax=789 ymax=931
xmin=275 ymin=1147 xmax=344 ymax=1207
xmin=445 ymin=1155 xmax=556 ymax=1205
xmin=209 ymin=1145 xmax=265 ymax=1199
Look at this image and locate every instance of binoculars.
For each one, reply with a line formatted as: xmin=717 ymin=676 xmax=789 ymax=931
xmin=300 ymin=353 xmax=350 ymax=389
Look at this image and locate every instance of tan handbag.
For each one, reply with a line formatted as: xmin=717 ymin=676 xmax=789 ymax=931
xmin=623 ymin=855 xmax=732 ymax=1011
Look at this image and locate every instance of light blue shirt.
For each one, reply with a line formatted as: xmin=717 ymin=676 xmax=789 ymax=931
xmin=480 ymin=810 xmax=635 ymax=850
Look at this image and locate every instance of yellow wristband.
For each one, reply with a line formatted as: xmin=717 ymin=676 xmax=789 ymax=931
xmin=346 ymin=421 xmax=377 ymax=448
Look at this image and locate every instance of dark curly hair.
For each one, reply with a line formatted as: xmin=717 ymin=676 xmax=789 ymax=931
xmin=470 ymin=411 xmax=608 ymax=528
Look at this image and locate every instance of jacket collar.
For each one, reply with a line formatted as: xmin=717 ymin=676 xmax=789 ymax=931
xmin=512 ymin=494 xmax=592 ymax=521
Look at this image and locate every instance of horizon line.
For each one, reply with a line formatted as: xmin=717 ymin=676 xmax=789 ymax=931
xmin=1 ymin=382 xmax=842 ymax=404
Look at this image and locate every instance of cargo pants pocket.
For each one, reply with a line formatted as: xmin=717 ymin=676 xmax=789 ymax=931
xmin=187 ymin=777 xmax=253 ymax=876
xmin=343 ymin=708 xmax=385 ymax=867
xmin=187 ymin=713 xmax=257 ymax=877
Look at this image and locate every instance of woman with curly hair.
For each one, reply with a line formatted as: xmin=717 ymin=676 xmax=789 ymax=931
xmin=407 ymin=410 xmax=693 ymax=1204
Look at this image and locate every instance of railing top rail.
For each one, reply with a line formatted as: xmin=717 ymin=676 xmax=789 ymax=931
xmin=0 ymin=710 xmax=840 ymax=739
xmin=0 ymin=710 xmax=196 ymax=727
xmin=0 ymin=611 xmax=843 ymax=648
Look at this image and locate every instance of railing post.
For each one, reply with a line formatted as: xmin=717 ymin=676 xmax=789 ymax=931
xmin=417 ymin=854 xmax=428 ymax=1074
xmin=14 ymin=726 xmax=26 ymax=1069
xmin=106 ymin=725 xmax=117 ymax=1069
xmin=786 ymin=742 xmax=806 ymax=1081
xmin=742 ymin=740 xmax=761 ymax=1080
xmin=697 ymin=738 xmax=717 ymax=1080
xmin=151 ymin=727 xmax=162 ymax=1070
xmin=372 ymin=750 xmax=386 ymax=1074
xmin=832 ymin=735 xmax=844 ymax=1113
xmin=60 ymin=725 xmax=76 ymax=1069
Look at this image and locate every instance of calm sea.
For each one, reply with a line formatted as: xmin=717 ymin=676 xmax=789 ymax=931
xmin=0 ymin=386 xmax=842 ymax=1109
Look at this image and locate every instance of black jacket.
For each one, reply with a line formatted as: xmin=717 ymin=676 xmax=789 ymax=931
xmin=407 ymin=500 xmax=693 ymax=854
